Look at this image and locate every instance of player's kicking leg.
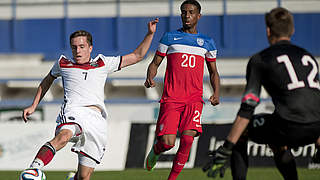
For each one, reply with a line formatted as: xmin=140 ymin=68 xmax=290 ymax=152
xmin=28 ymin=129 xmax=73 ymax=169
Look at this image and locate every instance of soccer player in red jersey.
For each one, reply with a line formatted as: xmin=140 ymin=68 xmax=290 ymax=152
xmin=144 ymin=1 xmax=220 ymax=179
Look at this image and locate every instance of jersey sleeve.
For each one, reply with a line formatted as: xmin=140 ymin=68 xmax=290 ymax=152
xmin=50 ymin=57 xmax=62 ymax=78
xmin=155 ymin=32 xmax=169 ymax=57
xmin=237 ymin=54 xmax=263 ymax=120
xmin=99 ymin=54 xmax=122 ymax=73
xmin=205 ymin=38 xmax=217 ymax=62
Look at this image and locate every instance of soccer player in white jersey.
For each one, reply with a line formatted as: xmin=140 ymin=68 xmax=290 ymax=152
xmin=22 ymin=18 xmax=158 ymax=180
xmin=144 ymin=0 xmax=220 ymax=179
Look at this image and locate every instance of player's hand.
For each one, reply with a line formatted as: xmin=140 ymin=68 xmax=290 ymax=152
xmin=148 ymin=18 xmax=159 ymax=34
xmin=144 ymin=78 xmax=156 ymax=88
xmin=202 ymin=145 xmax=232 ymax=178
xmin=22 ymin=106 xmax=35 ymax=123
xmin=209 ymin=94 xmax=220 ymax=106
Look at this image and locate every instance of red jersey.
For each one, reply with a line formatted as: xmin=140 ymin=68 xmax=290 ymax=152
xmin=156 ymin=29 xmax=217 ymax=103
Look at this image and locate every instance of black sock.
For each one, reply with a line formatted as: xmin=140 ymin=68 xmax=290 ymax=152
xmin=273 ymin=149 xmax=298 ymax=180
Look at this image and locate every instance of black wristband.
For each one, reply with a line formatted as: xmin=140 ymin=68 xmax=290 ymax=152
xmin=223 ymin=140 xmax=235 ymax=151
xmin=237 ymin=103 xmax=255 ymax=120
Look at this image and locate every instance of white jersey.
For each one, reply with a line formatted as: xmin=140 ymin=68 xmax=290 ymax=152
xmin=50 ymin=54 xmax=122 ymax=118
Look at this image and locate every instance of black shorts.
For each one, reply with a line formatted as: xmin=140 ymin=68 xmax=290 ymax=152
xmin=247 ymin=113 xmax=320 ymax=148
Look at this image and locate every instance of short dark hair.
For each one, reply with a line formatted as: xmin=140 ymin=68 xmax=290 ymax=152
xmin=69 ymin=30 xmax=93 ymax=46
xmin=265 ymin=7 xmax=294 ymax=38
xmin=180 ymin=0 xmax=201 ymax=13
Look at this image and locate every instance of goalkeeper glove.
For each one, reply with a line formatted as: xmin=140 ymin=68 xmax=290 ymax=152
xmin=202 ymin=140 xmax=234 ymax=178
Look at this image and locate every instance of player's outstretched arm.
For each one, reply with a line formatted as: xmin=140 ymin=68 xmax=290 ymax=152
xmin=144 ymin=54 xmax=164 ymax=88
xmin=22 ymin=73 xmax=55 ymax=122
xmin=206 ymin=61 xmax=220 ymax=106
xmin=121 ymin=18 xmax=159 ymax=68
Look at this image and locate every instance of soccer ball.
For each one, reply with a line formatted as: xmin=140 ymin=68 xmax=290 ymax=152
xmin=19 ymin=168 xmax=46 ymax=180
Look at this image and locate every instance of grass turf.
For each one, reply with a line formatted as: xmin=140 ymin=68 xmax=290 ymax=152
xmin=4 ymin=168 xmax=320 ymax=180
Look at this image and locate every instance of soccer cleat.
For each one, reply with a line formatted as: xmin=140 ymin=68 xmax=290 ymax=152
xmin=145 ymin=148 xmax=160 ymax=171
xmin=66 ymin=172 xmax=76 ymax=180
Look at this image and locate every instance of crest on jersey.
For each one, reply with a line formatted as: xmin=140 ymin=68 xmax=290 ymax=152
xmin=197 ymin=38 xmax=204 ymax=46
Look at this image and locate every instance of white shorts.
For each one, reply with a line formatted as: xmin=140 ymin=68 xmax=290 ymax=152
xmin=55 ymin=107 xmax=107 ymax=166
xmin=59 ymin=125 xmax=97 ymax=168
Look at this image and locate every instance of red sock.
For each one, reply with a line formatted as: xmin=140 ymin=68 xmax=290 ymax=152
xmin=154 ymin=140 xmax=174 ymax=155
xmin=34 ymin=142 xmax=56 ymax=166
xmin=168 ymin=135 xmax=194 ymax=180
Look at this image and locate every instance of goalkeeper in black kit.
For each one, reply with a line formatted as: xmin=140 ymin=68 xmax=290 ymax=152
xmin=203 ymin=7 xmax=320 ymax=180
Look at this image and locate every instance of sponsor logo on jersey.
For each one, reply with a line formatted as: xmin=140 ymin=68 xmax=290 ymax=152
xmin=173 ymin=37 xmax=183 ymax=41
xmin=197 ymin=38 xmax=204 ymax=46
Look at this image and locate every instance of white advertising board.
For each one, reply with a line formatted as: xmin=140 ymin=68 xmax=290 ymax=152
xmin=0 ymin=120 xmax=130 ymax=171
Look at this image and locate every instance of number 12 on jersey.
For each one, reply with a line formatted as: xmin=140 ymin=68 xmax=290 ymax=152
xmin=277 ymin=55 xmax=320 ymax=90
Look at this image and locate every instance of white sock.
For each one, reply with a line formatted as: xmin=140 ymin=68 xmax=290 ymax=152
xmin=30 ymin=158 xmax=44 ymax=169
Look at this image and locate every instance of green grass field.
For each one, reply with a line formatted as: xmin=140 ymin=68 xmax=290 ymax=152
xmin=4 ymin=168 xmax=320 ymax=180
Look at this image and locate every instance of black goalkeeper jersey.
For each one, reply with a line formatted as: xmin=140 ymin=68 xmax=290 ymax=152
xmin=239 ymin=40 xmax=320 ymax=124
